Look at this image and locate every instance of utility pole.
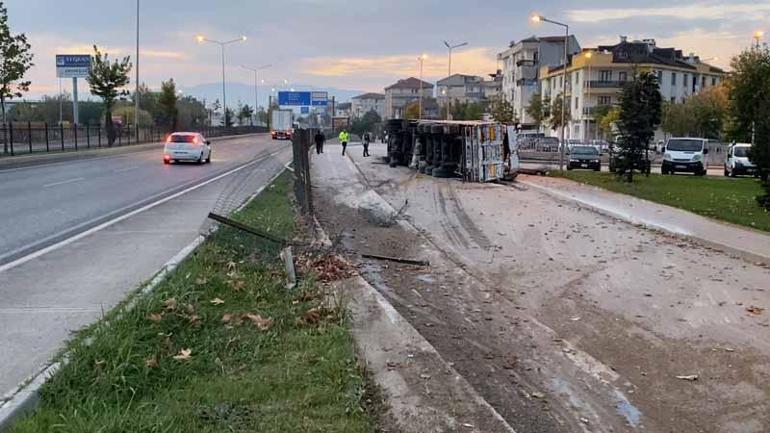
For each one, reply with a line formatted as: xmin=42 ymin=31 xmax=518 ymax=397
xmin=418 ymin=54 xmax=427 ymax=120
xmin=197 ymin=35 xmax=247 ymax=126
xmin=135 ymin=0 xmax=140 ymax=141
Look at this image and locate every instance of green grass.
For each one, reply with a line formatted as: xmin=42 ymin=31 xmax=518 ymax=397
xmin=556 ymin=171 xmax=770 ymax=232
xmin=11 ymin=172 xmax=378 ymax=433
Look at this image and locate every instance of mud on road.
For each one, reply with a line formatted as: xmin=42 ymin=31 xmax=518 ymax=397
xmin=311 ymin=144 xmax=770 ymax=433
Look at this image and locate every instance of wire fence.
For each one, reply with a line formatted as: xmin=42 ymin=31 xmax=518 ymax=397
xmin=0 ymin=122 xmax=268 ymax=157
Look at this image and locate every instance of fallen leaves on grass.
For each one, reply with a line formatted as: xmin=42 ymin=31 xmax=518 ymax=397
xmin=173 ymin=348 xmax=192 ymax=361
xmin=299 ymin=306 xmax=338 ymax=326
xmin=244 ymin=313 xmax=273 ymax=331
xmin=163 ymin=298 xmax=178 ymax=311
xmin=210 ymin=298 xmax=225 ymax=306
xmin=195 ymin=277 xmax=208 ymax=286
xmin=147 ymin=313 xmax=163 ymax=323
xmin=145 ymin=356 xmax=158 ymax=368
xmin=228 ymin=279 xmax=246 ymax=292
xmin=746 ymin=306 xmax=765 ymax=316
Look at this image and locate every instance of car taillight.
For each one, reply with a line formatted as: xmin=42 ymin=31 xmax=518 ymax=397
xmin=164 ymin=154 xmax=171 ymax=160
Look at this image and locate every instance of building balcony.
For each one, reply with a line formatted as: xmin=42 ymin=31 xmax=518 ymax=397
xmin=516 ymin=58 xmax=536 ymax=67
xmin=586 ymin=80 xmax=625 ymax=89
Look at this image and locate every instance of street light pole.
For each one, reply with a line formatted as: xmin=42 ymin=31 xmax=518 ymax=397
xmin=242 ymin=64 xmax=271 ymax=125
xmin=197 ymin=35 xmax=247 ymax=126
xmin=443 ymin=41 xmax=467 ymax=121
xmin=585 ymin=51 xmax=593 ymax=141
xmin=418 ymin=54 xmax=427 ymax=120
xmin=532 ymin=14 xmax=570 ymax=171
xmin=135 ymin=0 xmax=140 ymax=141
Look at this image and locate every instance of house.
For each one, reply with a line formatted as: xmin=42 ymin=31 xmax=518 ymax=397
xmin=335 ymin=102 xmax=352 ymax=118
xmin=436 ymin=72 xmax=503 ymax=107
xmin=538 ymin=36 xmax=727 ymax=141
xmin=351 ymin=92 xmax=385 ymax=119
xmin=497 ymin=35 xmax=581 ymax=128
xmin=384 ymin=77 xmax=434 ymax=119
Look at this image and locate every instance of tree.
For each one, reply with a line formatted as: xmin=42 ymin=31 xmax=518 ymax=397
xmin=209 ymin=99 xmax=221 ymax=126
xmin=727 ymin=44 xmax=770 ymax=202
xmin=547 ymin=93 xmax=570 ymax=131
xmin=596 ymin=105 xmax=620 ymax=140
xmin=87 ymin=45 xmax=131 ymax=146
xmin=238 ymin=104 xmax=254 ymax=126
xmin=114 ymin=104 xmax=153 ymax=127
xmin=405 ymin=101 xmax=420 ymax=119
xmin=488 ymin=95 xmax=516 ymax=124
xmin=133 ymin=82 xmax=158 ymax=124
xmin=177 ymin=96 xmax=207 ymax=129
xmin=525 ymin=93 xmax=548 ymax=127
xmin=0 ymin=0 xmax=33 ymax=132
xmin=223 ymin=107 xmax=235 ymax=127
xmin=351 ymin=110 xmax=381 ymax=136
xmin=662 ymin=85 xmax=730 ymax=139
xmin=615 ymin=71 xmax=662 ymax=181
xmin=158 ymin=78 xmax=178 ymax=131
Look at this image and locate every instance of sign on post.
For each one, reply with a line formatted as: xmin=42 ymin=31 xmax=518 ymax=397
xmin=278 ymin=91 xmax=329 ymax=107
xmin=56 ymin=55 xmax=92 ymax=78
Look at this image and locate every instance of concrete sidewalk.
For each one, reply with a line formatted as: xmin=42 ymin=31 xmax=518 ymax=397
xmin=519 ymin=174 xmax=770 ymax=265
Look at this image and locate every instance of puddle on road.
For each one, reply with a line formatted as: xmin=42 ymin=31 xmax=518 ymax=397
xmin=614 ymin=389 xmax=642 ymax=428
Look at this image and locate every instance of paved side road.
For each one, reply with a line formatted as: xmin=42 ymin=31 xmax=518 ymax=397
xmin=329 ymin=141 xmax=770 ymax=433
xmin=0 ymin=134 xmax=292 ymax=400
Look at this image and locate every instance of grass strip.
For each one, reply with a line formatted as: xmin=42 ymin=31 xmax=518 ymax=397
xmin=11 ymin=171 xmax=377 ymax=433
xmin=555 ymin=171 xmax=770 ymax=232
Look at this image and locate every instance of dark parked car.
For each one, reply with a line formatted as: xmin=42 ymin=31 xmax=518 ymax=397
xmin=608 ymin=144 xmax=652 ymax=174
xmin=567 ymin=145 xmax=601 ymax=171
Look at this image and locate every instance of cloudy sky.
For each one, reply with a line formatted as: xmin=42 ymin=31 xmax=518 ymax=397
xmin=6 ymin=0 xmax=769 ymax=101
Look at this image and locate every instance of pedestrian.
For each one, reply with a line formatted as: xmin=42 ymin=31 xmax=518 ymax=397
xmin=314 ymin=130 xmax=325 ymax=154
xmin=363 ymin=131 xmax=371 ymax=157
xmin=339 ymin=129 xmax=349 ymax=156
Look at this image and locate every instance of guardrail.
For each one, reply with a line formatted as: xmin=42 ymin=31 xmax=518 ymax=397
xmin=0 ymin=123 xmax=268 ymax=157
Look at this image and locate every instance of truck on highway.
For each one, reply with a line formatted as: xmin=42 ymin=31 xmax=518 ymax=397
xmin=271 ymin=109 xmax=293 ymax=140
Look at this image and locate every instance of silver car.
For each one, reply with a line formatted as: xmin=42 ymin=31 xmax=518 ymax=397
xmin=163 ymin=132 xmax=212 ymax=164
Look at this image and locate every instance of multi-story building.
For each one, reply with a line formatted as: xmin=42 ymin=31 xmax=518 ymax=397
xmin=350 ymin=92 xmax=385 ymax=119
xmin=538 ymin=37 xmax=726 ymax=141
xmin=498 ymin=35 xmax=581 ymax=128
xmin=384 ymin=77 xmax=434 ymax=119
xmin=335 ymin=102 xmax=352 ymax=118
xmin=436 ymin=74 xmax=484 ymax=105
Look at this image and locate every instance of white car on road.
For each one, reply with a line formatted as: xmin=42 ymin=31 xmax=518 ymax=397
xmin=724 ymin=143 xmax=757 ymax=177
xmin=163 ymin=132 xmax=212 ymax=165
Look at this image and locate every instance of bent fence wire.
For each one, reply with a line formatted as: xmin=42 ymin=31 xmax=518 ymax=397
xmin=0 ymin=123 xmax=268 ymax=157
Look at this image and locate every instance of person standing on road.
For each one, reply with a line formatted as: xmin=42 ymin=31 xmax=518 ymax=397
xmin=314 ymin=130 xmax=326 ymax=154
xmin=339 ymin=129 xmax=349 ymax=156
xmin=363 ymin=131 xmax=371 ymax=157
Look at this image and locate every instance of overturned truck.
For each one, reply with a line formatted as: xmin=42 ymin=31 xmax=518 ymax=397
xmin=385 ymin=119 xmax=515 ymax=182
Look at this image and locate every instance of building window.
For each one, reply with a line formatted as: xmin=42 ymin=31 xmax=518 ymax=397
xmin=657 ymin=70 xmax=663 ymax=82
xmin=702 ymin=76 xmax=706 ymax=88
xmin=599 ymin=70 xmax=612 ymax=81
xmin=683 ymin=73 xmax=688 ymax=87
xmin=618 ymin=71 xmax=627 ymax=81
xmin=575 ymin=96 xmax=579 ymax=110
xmin=575 ymin=71 xmax=580 ymax=85
xmin=598 ymin=96 xmax=611 ymax=105
xmin=712 ymin=77 xmax=717 ymax=86
xmin=670 ymin=96 xmax=676 ymax=103
xmin=671 ymin=72 xmax=677 ymax=86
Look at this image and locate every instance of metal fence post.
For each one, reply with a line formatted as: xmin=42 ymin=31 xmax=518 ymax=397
xmin=27 ymin=121 xmax=32 ymax=153
xmin=60 ymin=123 xmax=64 ymax=151
xmin=2 ymin=123 xmax=7 ymax=155
xmin=118 ymin=126 xmax=122 ymax=146
xmin=98 ymin=125 xmax=102 ymax=147
xmin=86 ymin=124 xmax=90 ymax=149
xmin=73 ymin=123 xmax=78 ymax=151
xmin=45 ymin=122 xmax=50 ymax=152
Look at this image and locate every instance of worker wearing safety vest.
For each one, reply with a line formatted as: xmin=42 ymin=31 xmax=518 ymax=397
xmin=339 ymin=130 xmax=350 ymax=156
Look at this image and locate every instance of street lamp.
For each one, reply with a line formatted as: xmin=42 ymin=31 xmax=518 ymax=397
xmin=241 ymin=64 xmax=271 ymax=124
xmin=532 ymin=13 xmax=570 ymax=171
xmin=584 ymin=50 xmax=593 ymax=141
xmin=418 ymin=54 xmax=427 ymax=120
xmin=754 ymin=30 xmax=765 ymax=48
xmin=196 ymin=34 xmax=247 ymax=125
xmin=443 ymin=40 xmax=468 ymax=78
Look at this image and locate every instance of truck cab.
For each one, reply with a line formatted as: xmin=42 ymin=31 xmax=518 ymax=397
xmin=661 ymin=137 xmax=708 ymax=176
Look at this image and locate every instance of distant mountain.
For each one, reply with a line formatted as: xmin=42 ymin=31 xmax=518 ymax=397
xmin=180 ymin=82 xmax=364 ymax=110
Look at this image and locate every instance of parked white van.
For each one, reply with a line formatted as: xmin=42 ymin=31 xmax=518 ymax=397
xmin=724 ymin=143 xmax=758 ymax=177
xmin=661 ymin=138 xmax=708 ymax=176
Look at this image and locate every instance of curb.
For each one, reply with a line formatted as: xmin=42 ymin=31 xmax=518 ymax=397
xmin=519 ymin=178 xmax=770 ymax=266
xmin=0 ymin=164 xmax=287 ymax=432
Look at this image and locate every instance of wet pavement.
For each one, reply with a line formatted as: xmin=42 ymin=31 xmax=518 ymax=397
xmin=313 ymin=140 xmax=770 ymax=433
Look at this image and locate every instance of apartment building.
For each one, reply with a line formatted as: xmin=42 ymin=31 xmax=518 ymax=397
xmin=539 ymin=37 xmax=726 ymax=141
xmin=350 ymin=92 xmax=385 ymax=119
xmin=384 ymin=77 xmax=434 ymax=119
xmin=497 ymin=35 xmax=581 ymax=127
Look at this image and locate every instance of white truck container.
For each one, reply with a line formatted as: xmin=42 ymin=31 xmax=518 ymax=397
xmin=271 ymin=109 xmax=293 ymax=140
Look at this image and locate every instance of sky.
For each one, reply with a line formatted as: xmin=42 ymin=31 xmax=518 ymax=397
xmin=5 ymin=0 xmax=769 ymax=105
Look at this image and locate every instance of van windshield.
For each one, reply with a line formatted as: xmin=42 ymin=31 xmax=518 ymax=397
xmin=667 ymin=139 xmax=703 ymax=152
xmin=734 ymin=147 xmax=749 ymax=157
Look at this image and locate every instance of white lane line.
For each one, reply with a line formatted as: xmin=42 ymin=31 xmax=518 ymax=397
xmin=42 ymin=177 xmax=85 ymax=188
xmin=0 ymin=147 xmax=289 ymax=274
xmin=113 ymin=166 xmax=138 ymax=173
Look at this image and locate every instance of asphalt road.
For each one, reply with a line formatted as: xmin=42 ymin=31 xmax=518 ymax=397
xmin=0 ymin=134 xmax=292 ymax=399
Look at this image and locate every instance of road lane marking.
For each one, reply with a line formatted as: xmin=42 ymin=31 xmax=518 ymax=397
xmin=0 ymin=146 xmax=289 ymax=274
xmin=113 ymin=166 xmax=138 ymax=173
xmin=42 ymin=177 xmax=84 ymax=188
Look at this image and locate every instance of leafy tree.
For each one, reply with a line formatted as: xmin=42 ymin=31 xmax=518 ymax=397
xmin=177 ymin=96 xmax=207 ymax=129
xmin=158 ymin=78 xmax=178 ymax=131
xmin=351 ymin=109 xmax=381 ymax=136
xmin=87 ymin=45 xmax=131 ymax=146
xmin=615 ymin=71 xmax=662 ymax=181
xmin=209 ymin=99 xmax=221 ymax=126
xmin=525 ymin=93 xmax=547 ymax=127
xmin=133 ymin=82 xmax=158 ymax=123
xmin=547 ymin=93 xmax=570 ymax=131
xmin=595 ymin=105 xmax=620 ymax=140
xmin=488 ymin=95 xmax=516 ymax=124
xmin=238 ymin=103 xmax=254 ymax=125
xmin=223 ymin=107 xmax=235 ymax=127
xmin=114 ymin=104 xmax=153 ymax=127
xmin=727 ymin=44 xmax=770 ymax=201
xmin=662 ymin=86 xmax=730 ymax=139
xmin=0 ymin=0 xmax=34 ymax=150
xmin=404 ymin=101 xmax=420 ymax=119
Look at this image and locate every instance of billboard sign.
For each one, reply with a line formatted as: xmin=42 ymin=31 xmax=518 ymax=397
xmin=56 ymin=54 xmax=92 ymax=78
xmin=278 ymin=91 xmax=329 ymax=107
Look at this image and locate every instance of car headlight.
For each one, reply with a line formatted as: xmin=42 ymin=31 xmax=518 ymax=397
xmin=692 ymin=154 xmax=703 ymax=162
xmin=663 ymin=153 xmax=673 ymax=161
xmin=592 ymin=159 xmax=600 ymax=163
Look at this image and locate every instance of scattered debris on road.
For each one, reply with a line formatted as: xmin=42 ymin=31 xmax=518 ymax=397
xmin=746 ymin=305 xmax=765 ymax=316
xmin=675 ymin=375 xmax=699 ymax=381
xmin=362 ymin=253 xmax=430 ymax=267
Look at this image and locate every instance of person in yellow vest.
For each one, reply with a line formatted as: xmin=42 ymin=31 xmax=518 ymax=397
xmin=338 ymin=130 xmax=350 ymax=156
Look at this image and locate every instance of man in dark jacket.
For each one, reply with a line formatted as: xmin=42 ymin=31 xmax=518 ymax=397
xmin=314 ymin=130 xmax=325 ymax=154
xmin=363 ymin=132 xmax=371 ymax=157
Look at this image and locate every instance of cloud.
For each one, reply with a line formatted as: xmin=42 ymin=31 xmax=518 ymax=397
xmin=301 ymin=47 xmax=499 ymax=81
xmin=567 ymin=3 xmax=770 ymax=23
xmin=143 ymin=50 xmax=187 ymax=60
